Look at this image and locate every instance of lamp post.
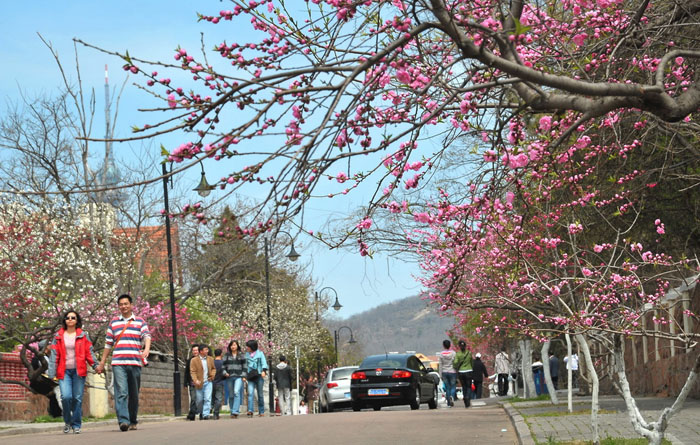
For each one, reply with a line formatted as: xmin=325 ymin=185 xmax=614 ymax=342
xmin=264 ymin=230 xmax=300 ymax=415
xmin=314 ymin=287 xmax=341 ymax=379
xmin=334 ymin=326 xmax=357 ymax=365
xmin=161 ymin=162 xmax=181 ymax=416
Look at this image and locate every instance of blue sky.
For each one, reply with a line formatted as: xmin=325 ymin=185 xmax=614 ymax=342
xmin=0 ymin=1 xmax=423 ymax=317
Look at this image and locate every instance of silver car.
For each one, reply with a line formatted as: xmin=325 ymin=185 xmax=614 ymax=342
xmin=319 ymin=366 xmax=358 ymax=412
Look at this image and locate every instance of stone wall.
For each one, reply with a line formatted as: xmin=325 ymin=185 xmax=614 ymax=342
xmin=0 ymin=350 xmax=186 ymax=421
xmin=0 ymin=351 xmax=93 ymax=421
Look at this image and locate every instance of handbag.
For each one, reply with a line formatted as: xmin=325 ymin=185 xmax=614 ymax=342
xmin=247 ymin=355 xmax=261 ymax=380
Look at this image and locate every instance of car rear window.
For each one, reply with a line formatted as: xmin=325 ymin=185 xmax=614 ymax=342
xmin=360 ymin=356 xmax=406 ymax=368
xmin=331 ymin=368 xmax=355 ymax=380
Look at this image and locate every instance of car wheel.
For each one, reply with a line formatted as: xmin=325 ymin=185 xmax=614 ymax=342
xmin=352 ymin=401 xmax=362 ymax=412
xmin=327 ymin=402 xmax=334 ymax=413
xmin=428 ymin=385 xmax=438 ymax=409
xmin=409 ymin=387 xmax=420 ymax=410
xmin=372 ymin=405 xmax=381 ymax=411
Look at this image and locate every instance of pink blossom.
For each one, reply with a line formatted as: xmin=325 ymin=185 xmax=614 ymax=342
xmin=538 ymin=116 xmax=552 ymax=132
xmin=336 ymin=172 xmax=348 ymax=183
xmin=167 ymin=94 xmax=177 ymax=108
xmin=356 ymin=217 xmax=372 ymax=230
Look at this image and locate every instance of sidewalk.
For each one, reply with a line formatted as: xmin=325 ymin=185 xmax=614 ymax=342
xmin=500 ymin=391 xmax=700 ymax=445
xmin=0 ymin=414 xmax=178 ymax=437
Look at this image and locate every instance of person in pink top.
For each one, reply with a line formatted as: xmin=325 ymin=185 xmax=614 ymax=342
xmin=48 ymin=309 xmax=98 ymax=434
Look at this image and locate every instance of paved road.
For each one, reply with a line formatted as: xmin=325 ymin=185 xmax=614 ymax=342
xmin=1 ymin=404 xmax=518 ymax=445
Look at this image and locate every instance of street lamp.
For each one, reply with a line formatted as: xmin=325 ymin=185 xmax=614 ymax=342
xmin=334 ymin=326 xmax=357 ymax=365
xmin=264 ymin=230 xmax=299 ymax=415
xmin=161 ymin=162 xmax=181 ymax=416
xmin=314 ymin=287 xmax=341 ymax=380
xmin=192 ymin=164 xmax=215 ymax=197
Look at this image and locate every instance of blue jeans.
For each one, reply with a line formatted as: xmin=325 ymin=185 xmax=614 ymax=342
xmin=112 ymin=365 xmax=141 ymax=426
xmin=226 ymin=376 xmax=244 ymax=414
xmin=247 ymin=377 xmax=265 ymax=414
xmin=58 ymin=369 xmax=85 ymax=428
xmin=442 ymin=372 xmax=457 ymax=405
xmin=196 ymin=380 xmax=213 ymax=417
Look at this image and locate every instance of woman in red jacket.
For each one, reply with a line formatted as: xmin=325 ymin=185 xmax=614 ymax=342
xmin=48 ymin=309 xmax=97 ymax=434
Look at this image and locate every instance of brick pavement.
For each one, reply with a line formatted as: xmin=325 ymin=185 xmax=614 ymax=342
xmin=506 ymin=394 xmax=700 ymax=445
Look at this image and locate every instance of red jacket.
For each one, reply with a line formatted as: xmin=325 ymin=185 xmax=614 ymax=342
xmin=49 ymin=328 xmax=97 ymax=379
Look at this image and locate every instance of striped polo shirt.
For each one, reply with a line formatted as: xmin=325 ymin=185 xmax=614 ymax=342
xmin=104 ymin=314 xmax=151 ymax=367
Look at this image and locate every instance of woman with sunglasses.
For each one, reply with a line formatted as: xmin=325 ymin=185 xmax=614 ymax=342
xmin=48 ymin=309 xmax=98 ymax=434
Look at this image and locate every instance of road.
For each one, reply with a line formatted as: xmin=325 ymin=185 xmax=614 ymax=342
xmin=1 ymin=403 xmax=518 ymax=445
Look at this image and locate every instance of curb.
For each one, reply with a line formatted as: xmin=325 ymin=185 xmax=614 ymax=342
xmin=500 ymin=402 xmax=536 ymax=445
xmin=0 ymin=415 xmax=178 ymax=437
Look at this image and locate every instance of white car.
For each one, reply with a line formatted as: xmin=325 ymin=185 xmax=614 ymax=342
xmin=319 ymin=366 xmax=358 ymax=412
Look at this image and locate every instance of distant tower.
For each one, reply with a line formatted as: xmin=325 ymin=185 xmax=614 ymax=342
xmin=99 ymin=64 xmax=123 ymax=208
xmin=80 ymin=65 xmax=120 ymax=230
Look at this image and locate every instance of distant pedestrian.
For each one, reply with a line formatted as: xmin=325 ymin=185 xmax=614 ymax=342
xmin=564 ymin=353 xmax=579 ymax=388
xmin=184 ymin=345 xmax=199 ymax=421
xmin=549 ymin=352 xmax=560 ymax=390
xmin=472 ymin=353 xmax=489 ymax=399
xmin=48 ymin=309 xmax=98 ymax=434
xmin=273 ymin=355 xmax=293 ymax=416
xmin=453 ymin=340 xmax=473 ymax=407
xmin=298 ymin=400 xmax=308 ymax=415
xmin=212 ymin=348 xmax=225 ymax=419
xmin=438 ymin=339 xmax=457 ymax=407
xmin=245 ymin=339 xmax=268 ymax=417
xmin=304 ymin=375 xmax=319 ymax=414
xmin=494 ymin=347 xmax=510 ymax=396
xmin=190 ymin=344 xmax=215 ymax=419
xmin=222 ymin=340 xmax=246 ymax=418
xmin=96 ymin=294 xmax=151 ymax=432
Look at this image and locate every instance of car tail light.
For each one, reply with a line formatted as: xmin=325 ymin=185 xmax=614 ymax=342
xmin=392 ymin=370 xmax=412 ymax=379
xmin=351 ymin=371 xmax=366 ymax=379
xmin=326 ymin=382 xmax=338 ymax=389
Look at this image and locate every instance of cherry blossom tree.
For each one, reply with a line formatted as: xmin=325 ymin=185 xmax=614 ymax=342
xmin=73 ymin=1 xmax=700 ymax=442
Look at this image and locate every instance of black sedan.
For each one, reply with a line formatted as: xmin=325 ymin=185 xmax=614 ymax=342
xmin=350 ymin=353 xmax=439 ymax=411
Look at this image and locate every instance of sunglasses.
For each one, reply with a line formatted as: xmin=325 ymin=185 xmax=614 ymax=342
xmin=65 ymin=316 xmax=77 ymax=320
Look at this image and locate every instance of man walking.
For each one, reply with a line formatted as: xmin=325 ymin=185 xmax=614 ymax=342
xmin=212 ymin=348 xmax=225 ymax=419
xmin=494 ymin=347 xmax=510 ymax=396
xmin=96 ymin=294 xmax=151 ymax=432
xmin=549 ymin=352 xmax=560 ymax=390
xmin=273 ymin=355 xmax=293 ymax=416
xmin=190 ymin=344 xmax=215 ymax=420
xmin=184 ymin=345 xmax=199 ymax=421
xmin=471 ymin=353 xmax=489 ymax=399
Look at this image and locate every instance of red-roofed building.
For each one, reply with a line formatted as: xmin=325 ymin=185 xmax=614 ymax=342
xmin=114 ymin=224 xmax=183 ymax=286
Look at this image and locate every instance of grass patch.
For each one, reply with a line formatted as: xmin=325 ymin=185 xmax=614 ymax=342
xmin=525 ymin=408 xmax=617 ymax=418
xmin=541 ymin=438 xmax=671 ymax=445
xmin=32 ymin=413 xmax=117 ymax=423
xmin=509 ymin=394 xmax=552 ymax=403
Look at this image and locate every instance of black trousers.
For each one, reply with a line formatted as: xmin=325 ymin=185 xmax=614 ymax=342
xmin=497 ymin=373 xmax=509 ymax=396
xmin=473 ymin=381 xmax=484 ymax=399
xmin=457 ymin=372 xmax=472 ymax=407
xmin=187 ymin=385 xmax=197 ymax=418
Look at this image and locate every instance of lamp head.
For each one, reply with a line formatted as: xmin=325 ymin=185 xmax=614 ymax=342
xmin=286 ymin=244 xmax=300 ymax=262
xmin=194 ymin=171 xmax=214 ymax=197
xmin=332 ymin=296 xmax=343 ymax=311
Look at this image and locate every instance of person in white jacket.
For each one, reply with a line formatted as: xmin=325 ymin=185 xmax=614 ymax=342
xmin=494 ymin=348 xmax=510 ymax=396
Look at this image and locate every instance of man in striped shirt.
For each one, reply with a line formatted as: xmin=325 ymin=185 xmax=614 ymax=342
xmin=96 ymin=294 xmax=151 ymax=432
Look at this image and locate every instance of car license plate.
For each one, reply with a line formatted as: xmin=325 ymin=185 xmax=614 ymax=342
xmin=368 ymin=388 xmax=389 ymax=396
xmin=344 ymin=392 xmax=351 ymax=399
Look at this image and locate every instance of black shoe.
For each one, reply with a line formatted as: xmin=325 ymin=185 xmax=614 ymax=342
xmin=201 ymin=416 xmax=209 ymax=420
xmin=186 ymin=414 xmax=195 ymax=421
xmin=214 ymin=414 xmax=219 ymax=420
xmin=119 ymin=423 xmax=129 ymax=432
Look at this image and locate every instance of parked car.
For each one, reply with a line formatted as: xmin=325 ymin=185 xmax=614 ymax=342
xmin=350 ymin=353 xmax=439 ymax=411
xmin=319 ymin=366 xmax=358 ymax=412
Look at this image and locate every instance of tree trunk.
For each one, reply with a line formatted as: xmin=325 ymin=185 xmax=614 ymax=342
xmin=519 ymin=339 xmax=537 ymax=398
xmin=565 ymin=332 xmax=573 ymax=413
xmin=542 ymin=340 xmax=558 ymax=404
xmin=576 ymin=334 xmax=600 ymax=445
xmin=612 ymin=335 xmax=700 ymax=445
